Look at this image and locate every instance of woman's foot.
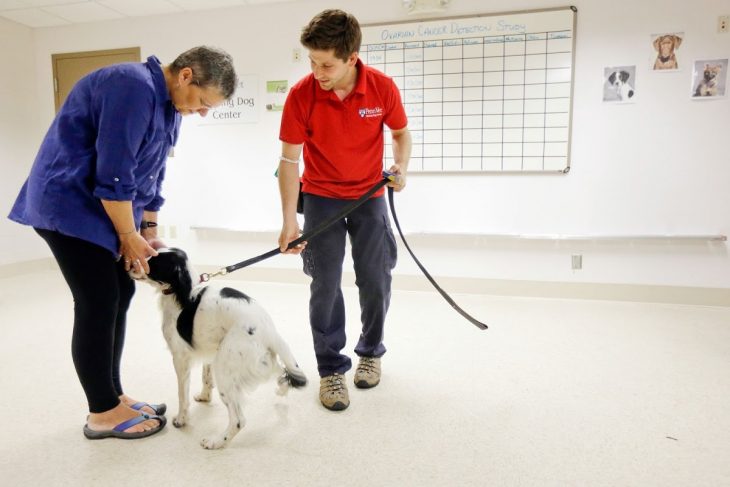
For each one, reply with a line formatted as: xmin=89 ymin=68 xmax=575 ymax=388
xmin=86 ymin=403 xmax=161 ymax=434
xmin=119 ymin=394 xmax=160 ymax=415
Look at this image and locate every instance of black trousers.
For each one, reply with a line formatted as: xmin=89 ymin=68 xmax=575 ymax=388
xmin=36 ymin=228 xmax=135 ymax=413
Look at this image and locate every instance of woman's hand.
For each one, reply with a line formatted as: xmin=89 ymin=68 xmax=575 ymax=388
xmin=119 ymin=232 xmax=158 ymax=274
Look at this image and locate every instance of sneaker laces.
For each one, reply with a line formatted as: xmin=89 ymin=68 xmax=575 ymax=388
xmin=357 ymin=357 xmax=378 ymax=374
xmin=322 ymin=374 xmax=345 ymax=393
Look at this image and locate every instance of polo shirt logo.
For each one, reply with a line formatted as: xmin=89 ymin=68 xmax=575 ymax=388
xmin=358 ymin=107 xmax=383 ymax=118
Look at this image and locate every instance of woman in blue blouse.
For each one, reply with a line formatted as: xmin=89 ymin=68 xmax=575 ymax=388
xmin=8 ymin=46 xmax=237 ymax=440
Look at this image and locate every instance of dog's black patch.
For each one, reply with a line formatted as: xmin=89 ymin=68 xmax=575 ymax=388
xmin=220 ymin=287 xmax=251 ymax=302
xmin=177 ymin=287 xmax=208 ymax=347
xmin=247 ymin=327 xmax=255 ymax=335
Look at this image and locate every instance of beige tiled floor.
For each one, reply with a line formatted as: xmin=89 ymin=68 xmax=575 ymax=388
xmin=0 ymin=268 xmax=728 ymax=486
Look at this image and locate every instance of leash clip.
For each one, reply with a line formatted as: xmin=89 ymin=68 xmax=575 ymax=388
xmin=199 ymin=267 xmax=227 ymax=283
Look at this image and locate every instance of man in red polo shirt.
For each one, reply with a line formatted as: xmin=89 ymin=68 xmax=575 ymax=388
xmin=277 ymin=9 xmax=411 ymax=411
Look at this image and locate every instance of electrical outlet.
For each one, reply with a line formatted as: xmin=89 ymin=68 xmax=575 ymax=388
xmin=169 ymin=225 xmax=177 ymax=239
xmin=292 ymin=48 xmax=301 ymax=62
xmin=571 ymin=254 xmax=582 ymax=270
xmin=719 ymin=15 xmax=729 ymax=33
xmin=157 ymin=225 xmax=166 ymax=238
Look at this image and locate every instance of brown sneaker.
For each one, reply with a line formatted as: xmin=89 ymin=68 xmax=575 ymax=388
xmin=319 ymin=373 xmax=349 ymax=411
xmin=354 ymin=357 xmax=381 ymax=389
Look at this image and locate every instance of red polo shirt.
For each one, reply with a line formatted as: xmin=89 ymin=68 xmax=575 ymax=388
xmin=280 ymin=58 xmax=407 ymax=199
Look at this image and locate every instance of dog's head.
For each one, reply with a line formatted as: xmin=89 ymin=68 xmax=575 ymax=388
xmin=653 ymin=34 xmax=682 ymax=57
xmin=130 ymin=248 xmax=196 ymax=306
xmin=703 ymin=64 xmax=721 ymax=82
xmin=608 ymin=70 xmax=630 ymax=87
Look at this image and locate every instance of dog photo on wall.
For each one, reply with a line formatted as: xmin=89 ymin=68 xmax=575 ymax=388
xmin=603 ymin=65 xmax=637 ymax=103
xmin=691 ymin=58 xmax=728 ymax=99
xmin=650 ymin=32 xmax=684 ymax=71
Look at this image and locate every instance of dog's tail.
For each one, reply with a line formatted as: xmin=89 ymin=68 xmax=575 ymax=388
xmin=271 ymin=334 xmax=307 ymax=391
xmin=278 ymin=368 xmax=307 ymax=389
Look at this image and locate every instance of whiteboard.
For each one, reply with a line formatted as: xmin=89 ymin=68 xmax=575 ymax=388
xmin=361 ymin=6 xmax=577 ymax=173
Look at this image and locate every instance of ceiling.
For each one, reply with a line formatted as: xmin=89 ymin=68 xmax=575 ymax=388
xmin=0 ymin=0 xmax=297 ymax=28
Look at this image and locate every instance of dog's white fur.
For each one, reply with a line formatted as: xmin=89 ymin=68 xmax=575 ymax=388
xmin=132 ymin=248 xmax=307 ymax=449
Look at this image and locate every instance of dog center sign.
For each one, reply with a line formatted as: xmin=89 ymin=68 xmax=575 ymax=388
xmin=198 ymin=74 xmax=258 ymax=125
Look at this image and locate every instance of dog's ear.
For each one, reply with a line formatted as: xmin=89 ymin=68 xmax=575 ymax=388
xmin=671 ymin=35 xmax=682 ymax=49
xmin=619 ymin=71 xmax=630 ymax=83
xmin=653 ymin=36 xmax=662 ymax=51
xmin=169 ymin=247 xmax=189 ymax=261
xmin=608 ymin=72 xmax=617 ymax=84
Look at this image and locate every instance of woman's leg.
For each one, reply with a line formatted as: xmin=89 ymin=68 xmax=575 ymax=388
xmin=35 ymin=229 xmax=161 ymax=434
xmin=36 ymin=229 xmax=124 ymax=412
xmin=112 ymin=265 xmax=135 ymax=396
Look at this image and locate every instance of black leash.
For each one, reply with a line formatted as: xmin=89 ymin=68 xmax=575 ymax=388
xmin=386 ymin=186 xmax=487 ymax=330
xmin=200 ymin=174 xmax=487 ymax=330
xmin=200 ymin=177 xmax=390 ymax=282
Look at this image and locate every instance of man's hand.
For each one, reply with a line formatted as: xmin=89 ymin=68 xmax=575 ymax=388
xmin=279 ymin=221 xmax=307 ymax=254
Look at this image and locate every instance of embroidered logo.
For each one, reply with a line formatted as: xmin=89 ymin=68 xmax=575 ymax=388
xmin=358 ymin=106 xmax=383 ymax=118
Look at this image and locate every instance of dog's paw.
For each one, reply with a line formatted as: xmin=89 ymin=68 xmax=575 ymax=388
xmin=194 ymin=392 xmax=211 ymax=402
xmin=200 ymin=437 xmax=227 ymax=450
xmin=173 ymin=414 xmax=188 ymax=428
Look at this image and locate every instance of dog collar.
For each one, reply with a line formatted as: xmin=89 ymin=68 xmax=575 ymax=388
xmin=659 ymin=55 xmax=672 ymax=63
xmin=162 ymin=288 xmax=175 ymax=295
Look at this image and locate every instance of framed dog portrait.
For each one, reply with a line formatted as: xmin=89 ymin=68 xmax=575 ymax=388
xmin=650 ymin=32 xmax=684 ymax=71
xmin=691 ymin=59 xmax=728 ymax=99
xmin=603 ymin=65 xmax=636 ymax=103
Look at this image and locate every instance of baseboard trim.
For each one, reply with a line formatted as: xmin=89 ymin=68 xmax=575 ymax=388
xmin=195 ymin=265 xmax=730 ymax=307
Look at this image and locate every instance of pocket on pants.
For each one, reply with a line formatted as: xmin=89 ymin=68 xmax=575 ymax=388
xmin=301 ymin=246 xmax=316 ymax=277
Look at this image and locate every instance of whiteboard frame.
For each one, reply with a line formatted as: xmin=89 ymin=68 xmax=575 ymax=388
xmin=362 ymin=6 xmax=578 ymax=175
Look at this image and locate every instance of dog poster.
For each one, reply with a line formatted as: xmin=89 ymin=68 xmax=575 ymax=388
xmin=603 ymin=65 xmax=636 ymax=103
xmin=650 ymin=32 xmax=684 ymax=71
xmin=691 ymin=59 xmax=728 ymax=99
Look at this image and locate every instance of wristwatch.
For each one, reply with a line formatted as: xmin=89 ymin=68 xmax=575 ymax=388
xmin=140 ymin=220 xmax=158 ymax=230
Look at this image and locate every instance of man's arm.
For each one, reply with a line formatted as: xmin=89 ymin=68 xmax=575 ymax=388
xmin=388 ymin=127 xmax=412 ymax=192
xmin=278 ymin=142 xmax=305 ymax=253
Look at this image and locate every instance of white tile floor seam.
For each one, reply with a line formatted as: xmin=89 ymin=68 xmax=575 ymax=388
xmin=0 ymin=269 xmax=728 ymax=486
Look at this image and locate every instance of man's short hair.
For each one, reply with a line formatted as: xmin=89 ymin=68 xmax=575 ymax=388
xmin=170 ymin=46 xmax=238 ymax=99
xmin=300 ymin=9 xmax=361 ymax=61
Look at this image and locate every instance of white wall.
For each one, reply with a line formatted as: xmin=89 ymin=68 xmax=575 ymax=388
xmin=3 ymin=0 xmax=730 ymax=289
xmin=0 ymin=16 xmax=47 ymax=266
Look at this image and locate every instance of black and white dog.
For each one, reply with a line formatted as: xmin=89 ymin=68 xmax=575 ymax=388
xmin=131 ymin=248 xmax=307 ymax=449
xmin=607 ymin=70 xmax=635 ymax=101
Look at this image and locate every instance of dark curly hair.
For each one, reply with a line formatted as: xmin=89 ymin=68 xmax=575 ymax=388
xmin=300 ymin=10 xmax=361 ymax=61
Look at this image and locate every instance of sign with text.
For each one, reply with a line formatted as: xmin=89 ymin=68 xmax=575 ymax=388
xmin=198 ymin=74 xmax=258 ymax=125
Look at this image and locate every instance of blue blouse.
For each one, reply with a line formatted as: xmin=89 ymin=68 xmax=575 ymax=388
xmin=8 ymin=55 xmax=181 ymax=256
